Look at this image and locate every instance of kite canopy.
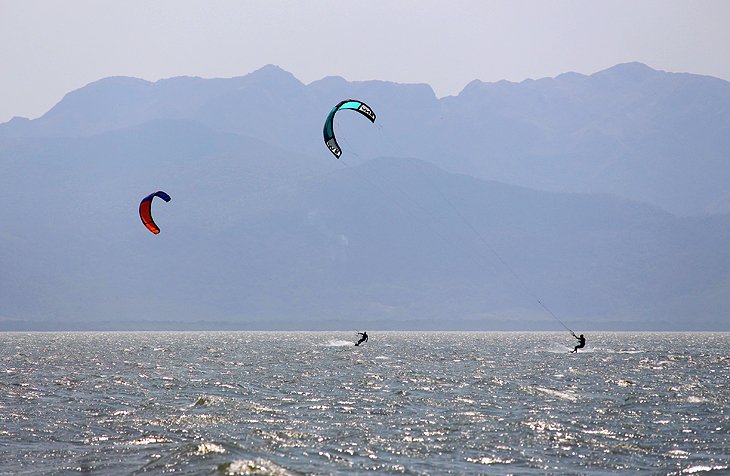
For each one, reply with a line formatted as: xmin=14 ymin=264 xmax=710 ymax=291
xmin=139 ymin=191 xmax=171 ymax=234
xmin=323 ymin=99 xmax=376 ymax=158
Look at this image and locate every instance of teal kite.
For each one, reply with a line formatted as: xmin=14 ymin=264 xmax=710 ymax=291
xmin=323 ymin=99 xmax=376 ymax=158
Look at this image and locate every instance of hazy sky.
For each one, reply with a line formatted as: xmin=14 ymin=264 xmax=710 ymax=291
xmin=1 ymin=0 xmax=729 ymax=122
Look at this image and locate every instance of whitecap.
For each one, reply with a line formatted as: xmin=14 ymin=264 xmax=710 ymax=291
xmin=221 ymin=458 xmax=294 ymax=475
xmin=683 ymin=465 xmax=729 ymax=474
xmin=127 ymin=436 xmax=171 ymax=445
xmin=537 ymin=344 xmax=572 ymax=354
xmin=324 ymin=340 xmax=354 ymax=347
xmin=466 ymin=456 xmax=515 ymax=465
xmin=607 ymin=379 xmax=634 ymax=387
xmin=667 ymin=449 xmax=689 ymax=459
xmin=532 ymin=386 xmax=579 ymax=402
xmin=583 ymin=428 xmax=616 ymax=437
xmin=194 ymin=442 xmax=226 ymax=455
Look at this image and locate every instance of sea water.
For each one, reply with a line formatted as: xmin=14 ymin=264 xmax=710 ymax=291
xmin=0 ymin=332 xmax=728 ymax=475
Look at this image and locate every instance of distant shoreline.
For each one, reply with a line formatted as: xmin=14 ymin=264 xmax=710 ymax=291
xmin=1 ymin=326 xmax=728 ymax=333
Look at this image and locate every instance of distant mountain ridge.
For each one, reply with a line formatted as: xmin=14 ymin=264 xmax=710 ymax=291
xmin=1 ymin=64 xmax=729 ymax=330
xmin=2 ymin=62 xmax=729 ymax=216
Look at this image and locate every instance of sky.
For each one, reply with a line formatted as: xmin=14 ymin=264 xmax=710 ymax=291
xmin=1 ymin=0 xmax=729 ymax=123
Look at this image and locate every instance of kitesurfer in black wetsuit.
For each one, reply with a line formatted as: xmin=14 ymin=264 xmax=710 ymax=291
xmin=355 ymin=331 xmax=368 ymax=346
xmin=570 ymin=333 xmax=586 ymax=353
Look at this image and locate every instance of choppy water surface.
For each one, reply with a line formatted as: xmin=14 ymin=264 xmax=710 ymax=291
xmin=1 ymin=332 xmax=728 ymax=475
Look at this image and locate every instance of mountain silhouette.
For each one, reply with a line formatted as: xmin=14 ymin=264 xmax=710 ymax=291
xmin=1 ymin=64 xmax=728 ymax=330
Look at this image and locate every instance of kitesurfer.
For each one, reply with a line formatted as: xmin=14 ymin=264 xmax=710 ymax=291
xmin=570 ymin=332 xmax=586 ymax=353
xmin=355 ymin=331 xmax=368 ymax=346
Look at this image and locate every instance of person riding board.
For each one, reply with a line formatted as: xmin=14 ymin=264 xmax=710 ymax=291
xmin=570 ymin=332 xmax=586 ymax=353
xmin=355 ymin=331 xmax=368 ymax=346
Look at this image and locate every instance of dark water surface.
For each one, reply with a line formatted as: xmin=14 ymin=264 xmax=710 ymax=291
xmin=1 ymin=332 xmax=728 ymax=475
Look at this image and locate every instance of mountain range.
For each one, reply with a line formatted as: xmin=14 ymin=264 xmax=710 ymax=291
xmin=1 ymin=63 xmax=728 ymax=330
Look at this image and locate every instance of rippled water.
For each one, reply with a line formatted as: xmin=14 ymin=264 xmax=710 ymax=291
xmin=1 ymin=332 xmax=728 ymax=475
